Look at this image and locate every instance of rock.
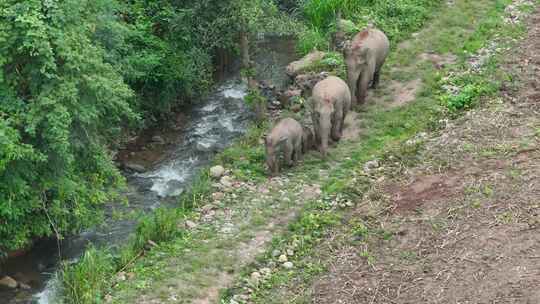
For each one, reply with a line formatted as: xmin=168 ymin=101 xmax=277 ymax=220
xmin=116 ymin=272 xmax=127 ymax=282
xmin=294 ymin=72 xmax=329 ymax=93
xmin=250 ymin=271 xmax=262 ymax=283
xmin=210 ymin=165 xmax=225 ymax=178
xmin=260 ymin=268 xmax=272 ymax=276
xmin=278 ymin=89 xmax=302 ymax=108
xmin=363 ymin=160 xmax=380 ymax=172
xmin=286 ymin=51 xmax=326 ymax=77
xmin=212 ymin=192 xmax=225 ymax=201
xmin=278 ymin=254 xmax=288 ymax=263
xmin=124 ymin=163 xmax=146 ymax=173
xmin=271 ymin=250 xmax=281 ymax=257
xmin=283 ymin=262 xmax=294 ymax=269
xmin=18 ymin=282 xmax=31 ymax=290
xmin=151 ymin=135 xmax=165 ymax=145
xmin=201 ymin=204 xmax=214 ymax=213
xmin=220 ymin=176 xmax=233 ymax=188
xmin=0 ymin=276 xmax=18 ymax=289
xmin=185 ymin=220 xmax=197 ymax=229
xmin=286 ymin=249 xmax=294 ymax=256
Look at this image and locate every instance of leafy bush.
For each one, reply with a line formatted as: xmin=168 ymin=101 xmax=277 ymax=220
xmin=0 ymin=0 xmax=135 ymax=253
xmin=297 ymin=0 xmax=442 ymax=54
xmin=297 ymin=26 xmax=330 ymax=54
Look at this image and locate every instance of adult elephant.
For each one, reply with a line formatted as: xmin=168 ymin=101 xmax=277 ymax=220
xmin=310 ymin=76 xmax=351 ymax=158
xmin=343 ymin=27 xmax=390 ymax=106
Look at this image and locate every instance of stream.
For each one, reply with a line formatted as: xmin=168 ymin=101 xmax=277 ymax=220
xmin=0 ymin=36 xmax=296 ymax=304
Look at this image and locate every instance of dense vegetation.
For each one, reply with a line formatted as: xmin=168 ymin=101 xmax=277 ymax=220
xmin=0 ymin=0 xmax=441 ymax=263
xmin=0 ymin=0 xmax=288 ymax=254
xmin=53 ymin=0 xmax=459 ymax=303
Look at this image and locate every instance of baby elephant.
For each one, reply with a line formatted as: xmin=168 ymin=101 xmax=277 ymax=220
xmin=343 ymin=27 xmax=390 ymax=106
xmin=265 ymin=118 xmax=304 ymax=175
xmin=311 ymin=76 xmax=351 ymax=158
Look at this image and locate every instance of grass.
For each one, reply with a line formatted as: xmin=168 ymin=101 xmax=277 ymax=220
xmin=57 ymin=0 xmax=535 ymax=302
xmin=220 ymin=0 xmax=534 ymax=302
xmin=297 ymin=0 xmax=442 ymax=54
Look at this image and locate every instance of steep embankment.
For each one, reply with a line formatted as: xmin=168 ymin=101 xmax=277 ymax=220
xmin=101 ymin=0 xmax=539 ymax=303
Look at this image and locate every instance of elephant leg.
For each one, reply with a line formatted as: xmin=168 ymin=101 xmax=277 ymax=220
xmin=294 ymin=139 xmax=303 ymax=162
xmin=371 ymin=69 xmax=381 ymax=89
xmin=284 ymin=141 xmax=294 ymax=167
xmin=347 ymin=71 xmax=361 ymax=107
xmin=331 ymin=110 xmax=343 ymax=142
xmin=312 ymin=113 xmax=322 ymax=147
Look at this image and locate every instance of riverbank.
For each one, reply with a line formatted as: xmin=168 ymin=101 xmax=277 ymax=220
xmin=52 ymin=0 xmax=540 ymax=303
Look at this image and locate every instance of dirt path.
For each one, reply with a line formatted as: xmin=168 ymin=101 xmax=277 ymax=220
xmin=311 ymin=7 xmax=540 ymax=304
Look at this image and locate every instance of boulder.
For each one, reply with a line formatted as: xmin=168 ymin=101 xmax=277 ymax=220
xmin=286 ymin=51 xmax=326 ymax=77
xmin=124 ymin=163 xmax=146 ymax=173
xmin=294 ymin=72 xmax=329 ymax=93
xmin=0 ymin=276 xmax=18 ymax=289
xmin=278 ymin=89 xmax=302 ymax=108
xmin=151 ymin=135 xmax=165 ymax=145
xmin=220 ymin=176 xmax=234 ymax=188
xmin=210 ymin=165 xmax=225 ymax=179
xmin=18 ymin=282 xmax=31 ymax=290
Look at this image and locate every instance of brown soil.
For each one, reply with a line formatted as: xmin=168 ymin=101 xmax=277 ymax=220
xmin=310 ymin=8 xmax=540 ymax=304
xmin=387 ymin=79 xmax=423 ymax=108
xmin=342 ymin=111 xmax=364 ymax=141
xmin=419 ymin=52 xmax=458 ymax=69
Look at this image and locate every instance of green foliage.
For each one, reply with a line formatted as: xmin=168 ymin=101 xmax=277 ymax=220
xmin=297 ymin=26 xmax=329 ymax=54
xmin=297 ymin=0 xmax=443 ymax=54
xmin=217 ymin=123 xmax=268 ymax=181
xmin=0 ymin=0 xmax=136 ymax=253
xmin=60 ymin=247 xmax=115 ymax=304
xmin=133 ymin=207 xmax=183 ymax=251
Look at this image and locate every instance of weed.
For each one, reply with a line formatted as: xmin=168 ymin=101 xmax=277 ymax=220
xmin=60 ymin=247 xmax=115 ymax=304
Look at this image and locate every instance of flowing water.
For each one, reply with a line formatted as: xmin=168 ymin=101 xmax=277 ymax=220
xmin=0 ymin=36 xmax=297 ymax=304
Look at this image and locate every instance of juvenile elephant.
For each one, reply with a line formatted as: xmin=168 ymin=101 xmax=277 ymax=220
xmin=343 ymin=27 xmax=390 ymax=106
xmin=310 ymin=76 xmax=351 ymax=158
xmin=265 ymin=118 xmax=303 ymax=175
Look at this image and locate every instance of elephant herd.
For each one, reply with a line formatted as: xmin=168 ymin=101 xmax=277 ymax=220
xmin=265 ymin=27 xmax=390 ymax=176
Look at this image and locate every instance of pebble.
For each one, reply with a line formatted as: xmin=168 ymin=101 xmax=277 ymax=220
xmin=210 ymin=165 xmax=225 ymax=178
xmin=278 ymin=254 xmax=288 ymax=262
xmin=283 ymin=262 xmax=294 ymax=269
xmin=220 ymin=176 xmax=234 ymax=188
xmin=185 ymin=220 xmax=197 ymax=229
xmin=250 ymin=272 xmax=261 ymax=282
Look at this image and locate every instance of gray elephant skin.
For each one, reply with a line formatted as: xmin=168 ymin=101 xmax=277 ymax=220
xmin=265 ymin=118 xmax=304 ymax=175
xmin=310 ymin=76 xmax=351 ymax=158
xmin=301 ymin=126 xmax=315 ymax=154
xmin=344 ymin=27 xmax=390 ymax=106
